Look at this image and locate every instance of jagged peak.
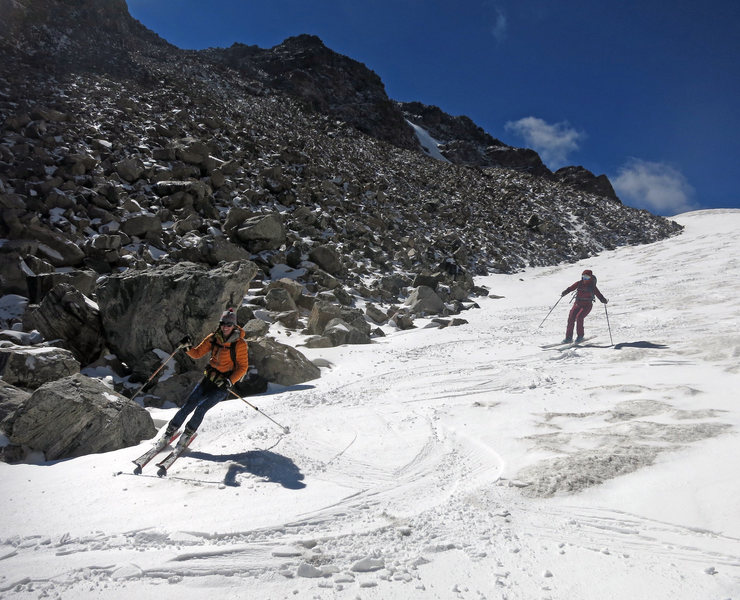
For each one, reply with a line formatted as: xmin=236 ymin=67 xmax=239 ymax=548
xmin=276 ymin=34 xmax=327 ymax=50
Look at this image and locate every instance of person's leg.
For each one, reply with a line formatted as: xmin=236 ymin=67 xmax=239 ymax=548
xmin=575 ymin=303 xmax=593 ymax=338
xmin=184 ymin=386 xmax=229 ymax=432
xmin=565 ymin=304 xmax=578 ymax=340
xmin=167 ymin=380 xmax=207 ymax=432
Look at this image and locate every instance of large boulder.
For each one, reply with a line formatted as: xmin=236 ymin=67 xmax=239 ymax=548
xmin=28 ymin=224 xmax=86 ymax=267
xmin=9 ymin=374 xmax=156 ymax=460
xmin=234 ymin=213 xmax=286 ymax=252
xmin=264 ymin=287 xmax=298 ymax=312
xmin=95 ymin=260 xmax=258 ymax=375
xmin=365 ymin=304 xmax=389 ymax=324
xmin=119 ymin=213 xmax=162 ymax=239
xmin=26 ymin=269 xmax=97 ymax=303
xmin=114 ymin=157 xmax=145 ymax=182
xmin=323 ymin=317 xmax=371 ymax=346
xmin=26 ymin=283 xmax=104 ymax=364
xmin=0 ymin=380 xmax=30 ymax=431
xmin=264 ymin=278 xmax=304 ymax=303
xmin=169 ymin=235 xmax=251 ymax=266
xmin=405 ymin=285 xmax=446 ymax=316
xmin=308 ymin=244 xmax=343 ymax=275
xmin=248 ymin=338 xmax=320 ymax=386
xmin=0 ymin=345 xmax=80 ymax=389
xmin=306 ymin=300 xmax=370 ymax=337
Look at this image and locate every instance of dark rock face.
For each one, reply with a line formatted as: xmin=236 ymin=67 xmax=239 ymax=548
xmin=208 ymin=35 xmax=419 ymax=151
xmin=399 ymin=101 xmax=552 ymax=178
xmin=0 ymin=0 xmax=174 ymax=77
xmin=554 ymin=166 xmax=619 ymax=201
xmin=400 ymin=103 xmax=624 ymax=201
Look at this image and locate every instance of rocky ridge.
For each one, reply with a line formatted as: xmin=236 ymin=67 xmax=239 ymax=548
xmin=0 ymin=1 xmax=683 ymax=460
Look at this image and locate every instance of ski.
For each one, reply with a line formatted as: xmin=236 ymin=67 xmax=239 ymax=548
xmin=541 ymin=336 xmax=596 ymax=350
xmin=569 ymin=336 xmax=596 ymax=347
xmin=540 ymin=340 xmax=570 ymax=349
xmin=156 ymin=432 xmax=197 ymax=477
xmin=132 ymin=431 xmax=180 ymax=474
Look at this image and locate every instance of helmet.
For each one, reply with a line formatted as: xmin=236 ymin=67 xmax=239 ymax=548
xmin=582 ymin=269 xmax=593 ymax=277
xmin=219 ymin=308 xmax=237 ymax=326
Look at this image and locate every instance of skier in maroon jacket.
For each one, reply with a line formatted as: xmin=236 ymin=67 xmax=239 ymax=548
xmin=561 ymin=269 xmax=608 ymax=343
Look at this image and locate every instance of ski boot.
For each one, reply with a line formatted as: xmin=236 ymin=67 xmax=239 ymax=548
xmin=175 ymin=427 xmax=196 ymax=450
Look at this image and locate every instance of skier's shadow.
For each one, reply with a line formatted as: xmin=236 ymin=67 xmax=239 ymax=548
xmin=613 ymin=341 xmax=669 ymax=350
xmin=189 ymin=449 xmax=306 ymax=489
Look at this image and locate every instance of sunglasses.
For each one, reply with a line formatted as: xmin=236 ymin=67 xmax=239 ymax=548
xmin=220 ymin=321 xmax=235 ymax=327
xmin=582 ymin=275 xmax=591 ymax=280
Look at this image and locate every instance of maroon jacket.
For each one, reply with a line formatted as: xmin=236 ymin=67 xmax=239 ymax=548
xmin=563 ymin=277 xmax=606 ymax=304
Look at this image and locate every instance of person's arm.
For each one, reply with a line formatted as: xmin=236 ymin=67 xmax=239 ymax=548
xmin=561 ymin=281 xmax=578 ymax=296
xmin=229 ymin=339 xmax=249 ymax=385
xmin=186 ymin=333 xmax=213 ymax=360
xmin=593 ymin=285 xmax=607 ymax=303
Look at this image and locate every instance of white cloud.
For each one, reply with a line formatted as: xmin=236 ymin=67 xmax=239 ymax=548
xmin=490 ymin=8 xmax=507 ymax=43
xmin=504 ymin=116 xmax=583 ymax=168
xmin=612 ymin=159 xmax=697 ymax=216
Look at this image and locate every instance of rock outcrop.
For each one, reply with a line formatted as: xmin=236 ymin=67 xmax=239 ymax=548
xmin=8 ymin=373 xmax=156 ymax=460
xmin=25 ymin=283 xmax=104 ymax=364
xmin=0 ymin=345 xmax=80 ymax=389
xmin=95 ymin=260 xmax=258 ymax=375
xmin=248 ymin=338 xmax=321 ymax=386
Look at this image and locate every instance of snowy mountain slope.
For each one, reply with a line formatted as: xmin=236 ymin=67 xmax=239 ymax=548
xmin=1 ymin=210 xmax=739 ymax=599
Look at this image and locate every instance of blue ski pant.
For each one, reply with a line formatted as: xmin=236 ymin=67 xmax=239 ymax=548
xmin=169 ymin=378 xmax=229 ymax=432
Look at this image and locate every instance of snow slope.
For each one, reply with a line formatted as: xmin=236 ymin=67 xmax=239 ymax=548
xmin=1 ymin=209 xmax=739 ymax=599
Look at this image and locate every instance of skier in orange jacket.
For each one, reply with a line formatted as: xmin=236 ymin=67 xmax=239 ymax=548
xmin=162 ymin=308 xmax=248 ymax=446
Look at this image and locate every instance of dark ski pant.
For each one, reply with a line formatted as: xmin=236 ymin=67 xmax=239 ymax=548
xmin=566 ymin=301 xmax=593 ymax=339
xmin=168 ymin=378 xmax=229 ymax=432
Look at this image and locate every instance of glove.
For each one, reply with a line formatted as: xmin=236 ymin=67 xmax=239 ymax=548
xmin=561 ymin=290 xmax=568 ymax=297
xmin=218 ymin=377 xmax=233 ymax=389
xmin=178 ymin=335 xmax=192 ymax=350
xmin=602 ymin=298 xmax=609 ymax=304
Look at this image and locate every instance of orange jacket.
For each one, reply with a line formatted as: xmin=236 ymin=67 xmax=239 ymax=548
xmin=186 ymin=326 xmax=248 ymax=385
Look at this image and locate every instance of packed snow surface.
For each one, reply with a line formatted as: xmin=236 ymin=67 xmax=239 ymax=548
xmin=1 ymin=210 xmax=739 ymax=599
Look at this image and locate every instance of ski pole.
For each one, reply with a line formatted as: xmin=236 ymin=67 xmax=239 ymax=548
xmin=535 ymin=295 xmax=564 ymax=331
xmin=130 ymin=345 xmax=183 ymax=402
xmin=230 ymin=389 xmax=290 ymax=434
xmin=604 ymin=303 xmax=614 ymax=346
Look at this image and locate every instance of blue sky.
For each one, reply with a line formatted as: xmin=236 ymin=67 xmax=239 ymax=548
xmin=127 ymin=0 xmax=739 ymax=216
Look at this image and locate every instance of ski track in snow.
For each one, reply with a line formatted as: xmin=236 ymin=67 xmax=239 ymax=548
xmin=2 ymin=210 xmax=740 ymax=599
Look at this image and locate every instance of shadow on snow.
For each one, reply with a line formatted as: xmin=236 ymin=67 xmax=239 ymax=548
xmin=613 ymin=340 xmax=669 ymax=350
xmin=188 ymin=448 xmax=306 ymax=489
